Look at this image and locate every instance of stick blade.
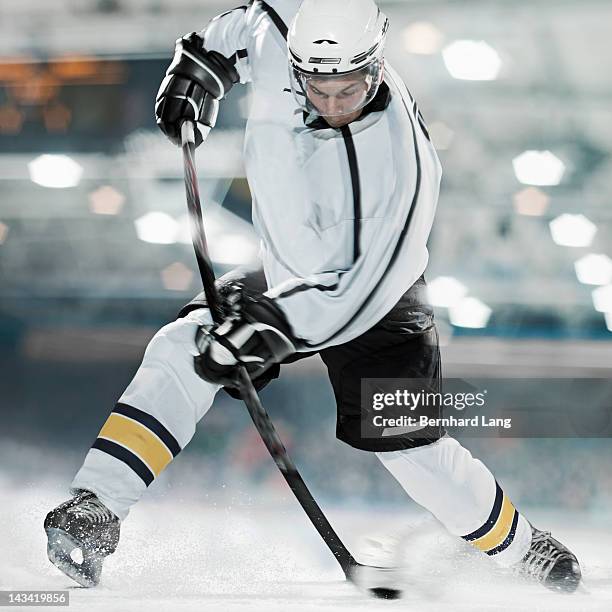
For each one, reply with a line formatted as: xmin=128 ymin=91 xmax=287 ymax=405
xmin=347 ymin=562 xmax=404 ymax=599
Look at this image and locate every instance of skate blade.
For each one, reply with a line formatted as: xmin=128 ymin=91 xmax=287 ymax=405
xmin=45 ymin=527 xmax=104 ymax=588
xmin=348 ymin=563 xmax=403 ymax=599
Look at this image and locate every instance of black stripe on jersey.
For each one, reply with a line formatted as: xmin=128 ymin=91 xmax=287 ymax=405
xmin=270 ymin=123 xmax=362 ymax=302
xmin=411 ymin=98 xmax=431 ymax=141
xmin=113 ymin=403 xmax=181 ymax=457
xmin=229 ymin=48 xmax=249 ymax=65
xmin=486 ymin=509 xmax=519 ymax=556
xmin=92 ymin=438 xmax=154 ymax=487
xmin=340 ymin=125 xmax=362 ymax=263
xmin=256 ymin=0 xmax=288 ymax=40
xmin=401 ymin=85 xmax=430 ymax=141
xmin=462 ymin=481 xmax=504 ymax=541
xmin=302 ymin=70 xmax=422 ymax=349
xmin=418 ymin=113 xmax=431 ymax=141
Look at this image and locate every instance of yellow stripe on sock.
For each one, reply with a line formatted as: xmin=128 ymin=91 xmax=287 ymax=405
xmin=470 ymin=494 xmax=516 ymax=552
xmin=99 ymin=413 xmax=173 ymax=477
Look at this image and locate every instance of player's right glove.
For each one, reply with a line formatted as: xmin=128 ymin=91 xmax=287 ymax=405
xmin=155 ymin=32 xmax=239 ymax=147
xmin=194 ymin=293 xmax=297 ymax=389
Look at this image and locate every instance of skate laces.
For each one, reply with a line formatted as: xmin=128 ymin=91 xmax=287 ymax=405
xmin=520 ymin=529 xmax=564 ymax=582
xmin=68 ymin=493 xmax=115 ymax=525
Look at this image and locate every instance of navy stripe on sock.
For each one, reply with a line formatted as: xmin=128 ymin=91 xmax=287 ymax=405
xmin=92 ymin=438 xmax=155 ymax=487
xmin=462 ymin=481 xmax=504 ymax=542
xmin=486 ymin=509 xmax=519 ymax=556
xmin=113 ymin=403 xmax=181 ymax=457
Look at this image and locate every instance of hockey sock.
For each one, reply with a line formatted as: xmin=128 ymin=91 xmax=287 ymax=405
xmin=376 ymin=436 xmax=532 ymax=566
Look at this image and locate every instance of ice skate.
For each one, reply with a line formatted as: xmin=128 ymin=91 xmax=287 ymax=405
xmin=44 ymin=490 xmax=120 ymax=587
xmin=519 ymin=525 xmax=581 ymax=593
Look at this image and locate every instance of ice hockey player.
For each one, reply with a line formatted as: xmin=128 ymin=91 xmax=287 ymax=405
xmin=45 ymin=0 xmax=582 ymax=594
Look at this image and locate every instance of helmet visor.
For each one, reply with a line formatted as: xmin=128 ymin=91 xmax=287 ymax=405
xmin=289 ymin=60 xmax=382 ymax=118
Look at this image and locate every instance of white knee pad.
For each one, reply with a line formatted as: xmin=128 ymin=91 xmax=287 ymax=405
xmin=143 ymin=309 xmax=213 ymax=364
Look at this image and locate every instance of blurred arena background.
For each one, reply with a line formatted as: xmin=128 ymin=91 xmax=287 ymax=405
xmin=1 ymin=0 xmax=612 ymax=518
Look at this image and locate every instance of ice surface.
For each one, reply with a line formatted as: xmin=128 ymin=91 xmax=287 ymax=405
xmin=1 ymin=475 xmax=611 ymax=612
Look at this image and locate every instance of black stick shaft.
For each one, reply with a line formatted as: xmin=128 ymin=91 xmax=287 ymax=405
xmin=235 ymin=367 xmax=357 ymax=574
xmin=181 ymin=124 xmax=223 ymax=324
xmin=180 ymin=122 xmax=357 ymax=576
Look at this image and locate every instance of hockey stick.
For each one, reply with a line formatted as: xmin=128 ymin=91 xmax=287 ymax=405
xmin=180 ymin=122 xmax=400 ymax=599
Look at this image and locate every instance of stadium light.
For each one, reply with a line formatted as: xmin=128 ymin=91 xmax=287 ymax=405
xmin=134 ymin=212 xmax=179 ymax=244
xmin=442 ymin=40 xmax=501 ymax=81
xmin=403 ymin=22 xmax=444 ymax=55
xmin=0 ymin=221 xmax=8 ymax=244
xmin=549 ymin=214 xmax=597 ymax=248
xmin=161 ymin=262 xmax=194 ymax=291
xmin=574 ymin=254 xmax=612 ymax=286
xmin=427 ymin=276 xmax=468 ymax=308
xmin=512 ymin=150 xmax=565 ymax=186
xmin=28 ymin=154 xmax=83 ymax=188
xmin=449 ymin=297 xmax=492 ymax=328
xmin=513 ymin=187 xmax=550 ymax=216
xmin=89 ymin=186 xmax=125 ymax=215
xmin=592 ymin=285 xmax=612 ymax=313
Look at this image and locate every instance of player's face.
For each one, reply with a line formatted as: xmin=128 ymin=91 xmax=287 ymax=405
xmin=305 ymin=76 xmax=369 ymax=127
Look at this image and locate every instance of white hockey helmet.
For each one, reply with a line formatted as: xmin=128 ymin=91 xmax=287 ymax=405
xmin=288 ymin=0 xmax=389 ymax=117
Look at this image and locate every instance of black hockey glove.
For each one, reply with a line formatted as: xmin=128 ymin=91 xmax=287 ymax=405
xmin=155 ymin=32 xmax=239 ymax=147
xmin=194 ymin=292 xmax=296 ymax=388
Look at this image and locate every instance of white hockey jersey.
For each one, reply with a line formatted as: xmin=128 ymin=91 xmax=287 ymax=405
xmin=202 ymin=0 xmax=442 ymax=350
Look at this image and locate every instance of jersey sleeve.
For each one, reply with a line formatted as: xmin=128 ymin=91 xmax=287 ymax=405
xmin=200 ymin=5 xmax=252 ymax=84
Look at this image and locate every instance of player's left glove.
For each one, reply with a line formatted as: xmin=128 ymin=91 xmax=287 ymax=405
xmin=155 ymin=32 xmax=239 ymax=147
xmin=194 ymin=291 xmax=296 ymax=388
